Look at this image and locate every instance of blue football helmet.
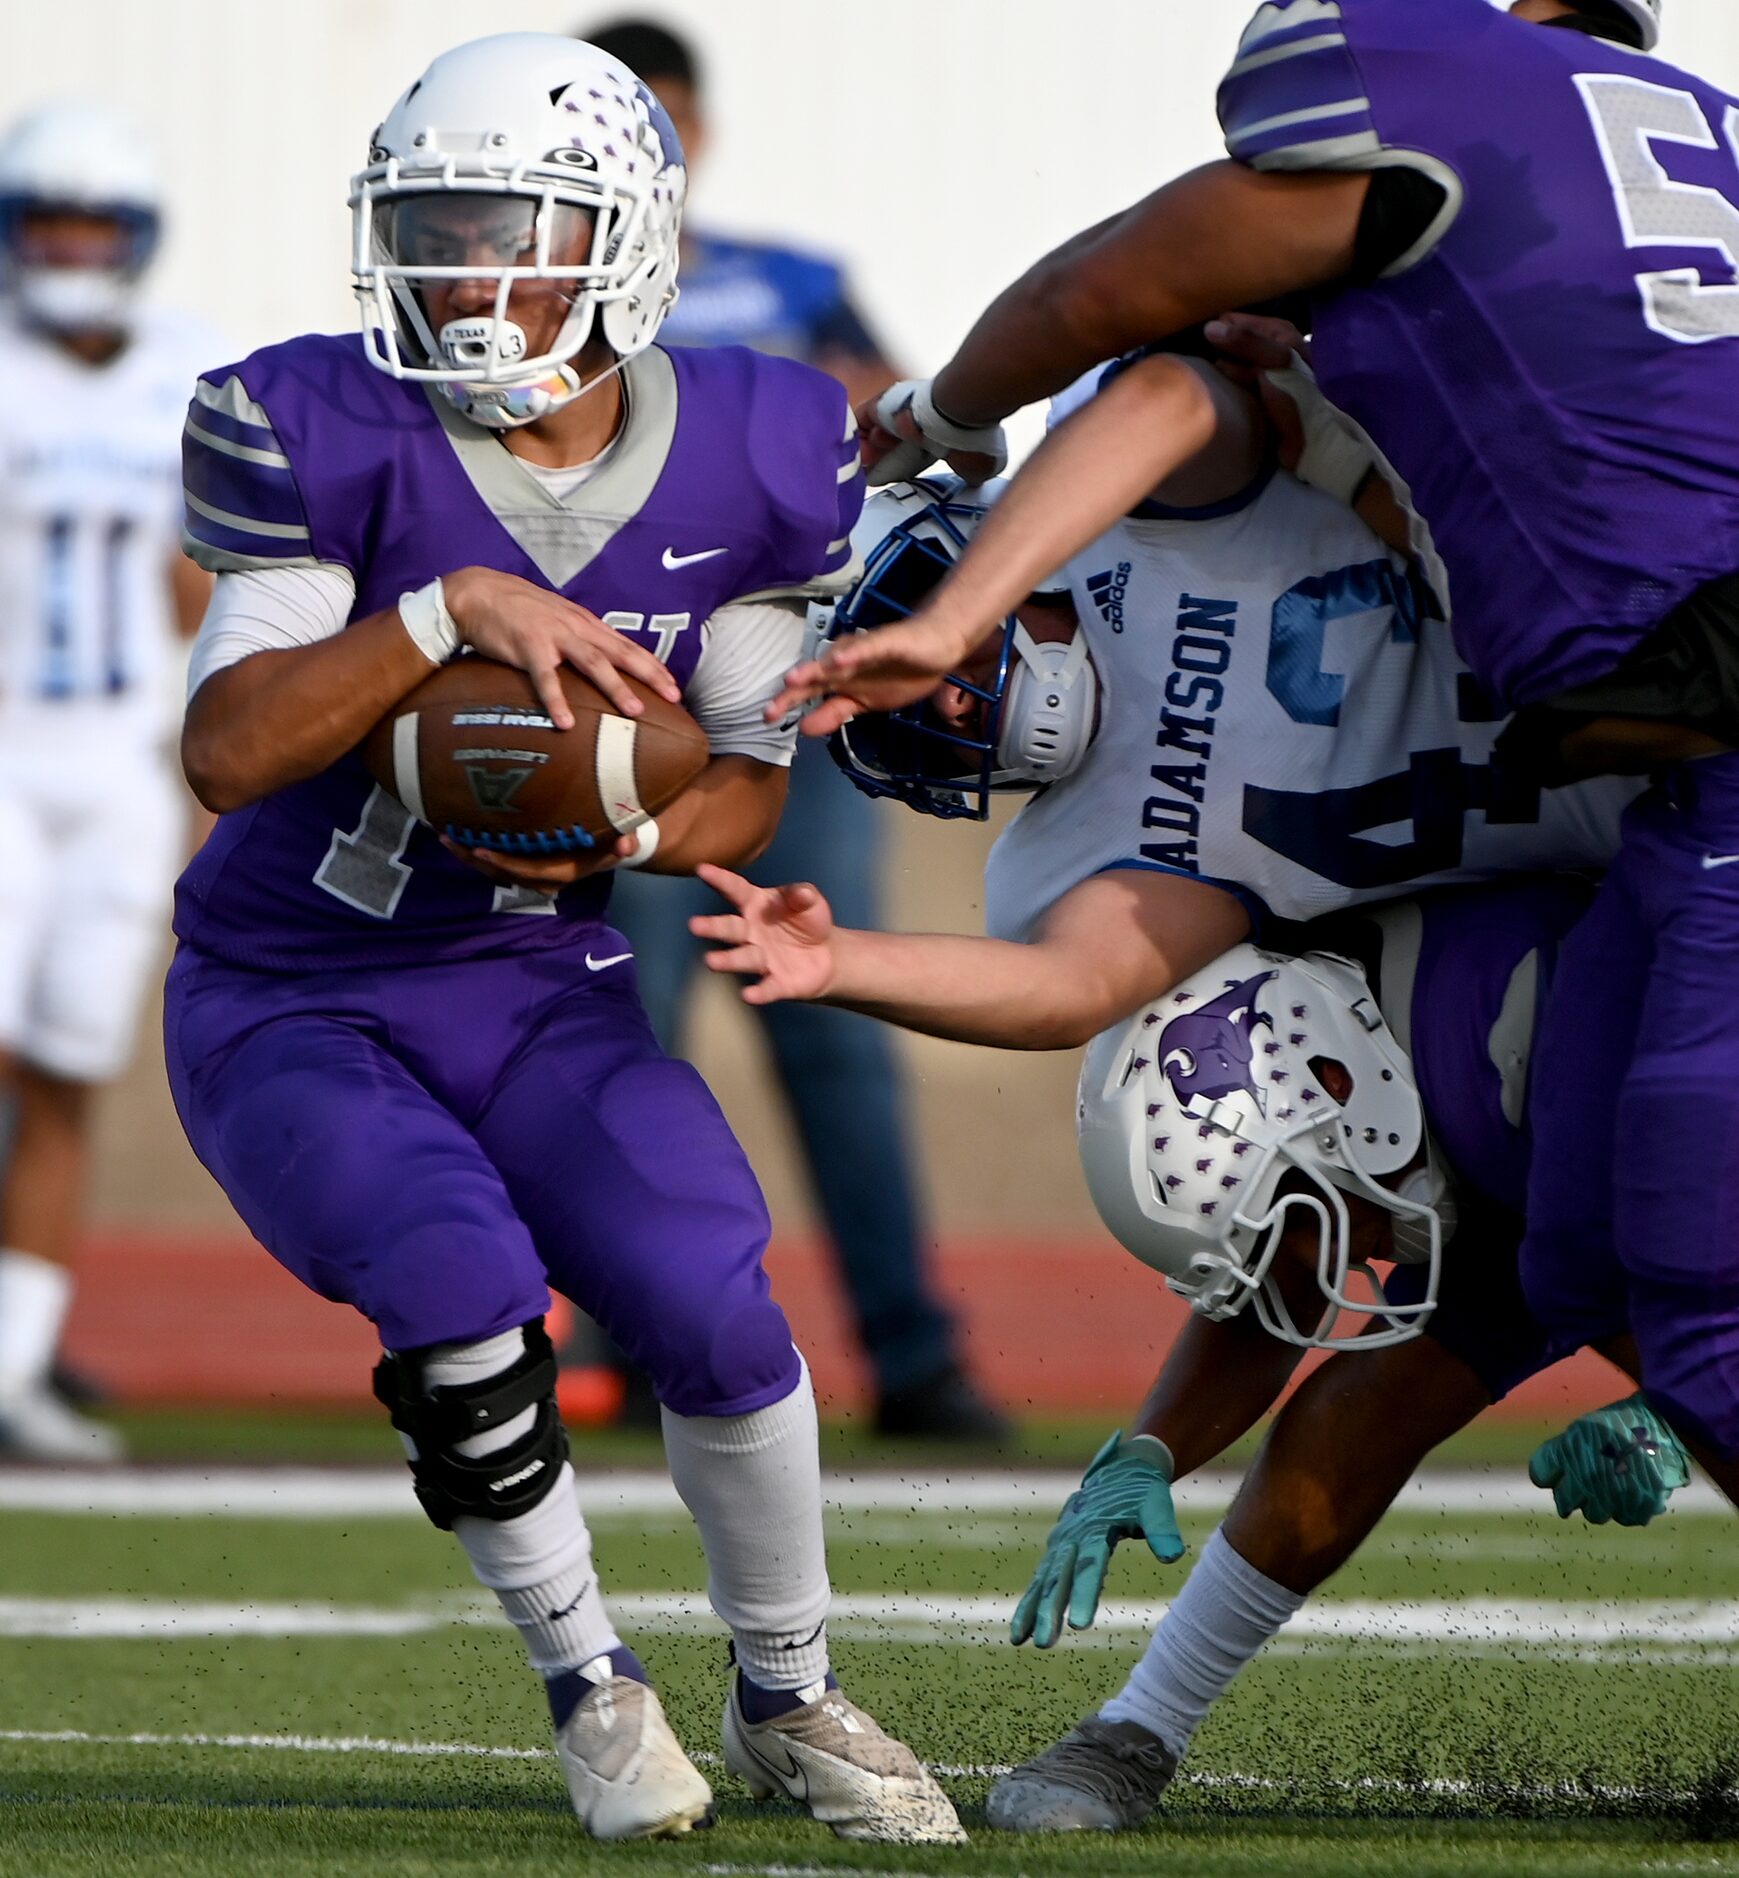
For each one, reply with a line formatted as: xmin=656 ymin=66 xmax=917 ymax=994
xmin=824 ymin=480 xmax=1096 ymax=820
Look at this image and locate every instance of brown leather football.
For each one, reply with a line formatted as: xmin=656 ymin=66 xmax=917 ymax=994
xmin=362 ymin=656 xmax=709 ymax=855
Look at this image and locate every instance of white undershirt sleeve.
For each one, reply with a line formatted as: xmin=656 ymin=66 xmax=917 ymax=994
xmin=185 ymin=564 xmax=357 ymax=699
xmin=682 ymin=598 xmax=812 ymax=767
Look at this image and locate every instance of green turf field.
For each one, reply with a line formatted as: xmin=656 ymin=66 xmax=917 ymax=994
xmin=2 ymin=1439 xmax=1737 ymax=1876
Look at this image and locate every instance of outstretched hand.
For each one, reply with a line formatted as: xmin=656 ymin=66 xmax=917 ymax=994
xmin=764 ymin=615 xmax=983 ymax=737
xmin=691 ymin=863 xmax=840 ymax=1004
xmin=1011 ymin=1432 xmax=1185 ymax=1650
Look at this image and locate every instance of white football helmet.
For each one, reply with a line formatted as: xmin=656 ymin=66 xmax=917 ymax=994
xmin=0 ymin=103 xmax=162 ymax=335
xmin=1077 ymin=944 xmax=1450 ymax=1350
xmin=351 ymin=33 xmax=686 ymax=429
xmin=825 ymin=480 xmax=1097 ymax=819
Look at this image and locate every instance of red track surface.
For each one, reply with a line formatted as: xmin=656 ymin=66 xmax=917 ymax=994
xmin=62 ymin=1228 xmax=1620 ymax=1420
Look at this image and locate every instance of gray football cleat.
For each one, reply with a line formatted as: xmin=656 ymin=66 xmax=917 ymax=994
xmin=723 ymin=1676 xmax=966 ymax=1844
xmin=988 ymin=1715 xmax=1178 ymax=1832
xmin=554 ymin=1675 xmax=713 ymax=1840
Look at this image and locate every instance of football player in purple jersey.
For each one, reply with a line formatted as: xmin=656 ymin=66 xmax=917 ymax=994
xmin=165 ymin=32 xmax=963 ymax=1846
xmin=703 ymin=856 xmax=1734 ymax=1830
xmin=772 ymin=0 xmax=1739 ymax=1476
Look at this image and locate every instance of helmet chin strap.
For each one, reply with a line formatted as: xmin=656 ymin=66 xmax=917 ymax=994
xmin=432 ymin=315 xmax=623 ymax=432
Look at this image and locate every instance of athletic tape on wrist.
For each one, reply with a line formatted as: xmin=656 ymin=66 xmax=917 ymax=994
xmin=398 ymin=578 xmax=461 ymax=665
xmin=615 ymin=816 xmax=660 ymax=869
xmin=873 ymin=379 xmax=1008 ymax=477
xmin=1264 ymin=362 xmax=1374 ymax=507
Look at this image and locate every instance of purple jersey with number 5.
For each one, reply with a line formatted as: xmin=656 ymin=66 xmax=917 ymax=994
xmin=1220 ymin=0 xmax=1739 ymax=709
xmin=176 ymin=335 xmax=861 ymax=968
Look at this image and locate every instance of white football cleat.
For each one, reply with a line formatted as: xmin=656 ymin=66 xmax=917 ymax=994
xmin=554 ymin=1675 xmax=713 ymax=1840
xmin=723 ymin=1676 xmax=966 ymax=1844
xmin=0 ymin=1386 xmax=124 ymax=1463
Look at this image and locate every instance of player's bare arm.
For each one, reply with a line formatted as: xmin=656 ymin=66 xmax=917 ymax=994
xmin=694 ymin=865 xmax=1249 ymax=1050
xmin=775 ymin=352 xmax=1267 ymax=729
xmin=181 ymin=569 xmax=679 ymax=814
xmin=168 ymin=550 xmax=213 ymax=640
xmin=873 ymin=163 xmax=1366 ymax=466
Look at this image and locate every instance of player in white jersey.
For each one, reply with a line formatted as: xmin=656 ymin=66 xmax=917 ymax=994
xmin=0 ymin=104 xmax=217 ymax=1459
xmin=707 ymin=340 xmax=1630 ymax=1046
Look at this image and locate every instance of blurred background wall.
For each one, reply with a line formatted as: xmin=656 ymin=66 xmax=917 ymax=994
xmin=9 ymin=0 xmax=1739 ymax=1411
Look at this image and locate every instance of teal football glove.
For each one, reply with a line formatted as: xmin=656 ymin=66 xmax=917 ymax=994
xmin=1528 ymin=1393 xmax=1692 ymax=1527
xmin=1011 ymin=1431 xmax=1184 ymax=1649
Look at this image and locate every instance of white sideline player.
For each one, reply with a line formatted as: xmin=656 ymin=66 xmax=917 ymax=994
xmin=0 ymin=105 xmax=216 ymax=1460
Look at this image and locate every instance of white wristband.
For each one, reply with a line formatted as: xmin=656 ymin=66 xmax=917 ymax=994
xmin=1264 ymin=360 xmax=1376 ymax=508
xmin=867 ymin=378 xmax=1009 ymax=487
xmin=398 ymin=578 xmax=461 ymax=665
xmin=615 ymin=817 xmax=660 ymax=869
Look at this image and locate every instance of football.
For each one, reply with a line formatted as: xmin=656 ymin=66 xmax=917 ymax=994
xmin=361 ymin=655 xmax=709 ymax=854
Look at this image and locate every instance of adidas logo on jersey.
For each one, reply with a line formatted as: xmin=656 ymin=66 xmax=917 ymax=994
xmin=1085 ymin=563 xmax=1133 ymax=632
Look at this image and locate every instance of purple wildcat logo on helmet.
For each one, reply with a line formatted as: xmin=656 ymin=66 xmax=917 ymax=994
xmin=1158 ymin=973 xmax=1275 ymax=1115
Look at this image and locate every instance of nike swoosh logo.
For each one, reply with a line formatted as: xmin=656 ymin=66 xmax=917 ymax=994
xmin=1703 ymin=853 xmax=1739 ymax=870
xmin=662 ymin=546 xmax=728 ymax=569
xmin=584 ymin=951 xmax=633 ymax=972
xmin=743 ymin=1732 xmax=808 ymax=1799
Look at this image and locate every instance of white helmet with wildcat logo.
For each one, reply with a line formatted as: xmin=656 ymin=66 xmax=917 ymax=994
xmin=0 ymin=102 xmax=162 ymax=335
xmin=351 ymin=32 xmax=686 ymax=429
xmin=1077 ymin=943 xmax=1450 ymax=1350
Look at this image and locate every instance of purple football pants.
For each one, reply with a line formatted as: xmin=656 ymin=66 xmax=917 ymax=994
xmin=164 ymin=938 xmax=801 ymax=1417
xmin=1521 ymin=752 xmax=1739 ymax=1456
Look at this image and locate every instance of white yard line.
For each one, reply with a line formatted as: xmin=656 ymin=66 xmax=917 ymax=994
xmin=0 ymin=1464 xmax=1728 ymax=1519
xmin=0 ymin=1726 xmax=1706 ymax=1810
xmin=3 ymin=1589 xmax=1737 ymax=1664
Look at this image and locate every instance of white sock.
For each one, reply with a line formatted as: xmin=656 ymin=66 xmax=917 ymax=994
xmin=0 ymin=1248 xmax=72 ymax=1396
xmin=1100 ymin=1526 xmax=1306 ymax=1760
xmin=660 ymin=1357 xmax=831 ymax=1690
xmin=419 ymin=1330 xmax=620 ymax=1678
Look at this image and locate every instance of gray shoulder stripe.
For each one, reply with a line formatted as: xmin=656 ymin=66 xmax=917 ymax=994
xmin=193 ymin=374 xmax=276 ymax=431
xmin=1236 ymin=96 xmax=1372 ymax=142
xmin=1251 ymin=130 xmax=1385 ymax=170
xmin=1238 ymin=0 xmax=1342 ymax=53
xmin=185 ymin=419 xmax=292 ymax=470
xmin=180 ymin=526 xmax=322 ymax=573
xmin=1224 ymin=30 xmax=1348 ymax=81
xmin=185 ymin=491 xmax=312 ymax=540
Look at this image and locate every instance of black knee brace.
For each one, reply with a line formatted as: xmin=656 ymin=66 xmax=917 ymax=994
xmin=373 ymin=1319 xmax=569 ymax=1530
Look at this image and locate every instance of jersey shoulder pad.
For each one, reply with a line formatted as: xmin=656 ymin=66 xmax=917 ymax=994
xmin=182 ymin=332 xmax=399 ymax=575
xmin=673 ymin=343 xmax=863 ymax=598
xmin=1218 ymin=0 xmax=1382 ymax=172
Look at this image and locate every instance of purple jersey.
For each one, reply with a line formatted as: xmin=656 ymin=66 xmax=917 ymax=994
xmin=1344 ymin=877 xmax=1592 ymax=1398
xmin=1315 ymin=876 xmax=1589 ymax=1214
xmin=178 ymin=336 xmax=861 ymax=969
xmin=1220 ymin=0 xmax=1739 ymax=709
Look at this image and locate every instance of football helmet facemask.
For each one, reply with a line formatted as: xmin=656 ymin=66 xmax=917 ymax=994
xmin=1077 ymin=943 xmax=1450 ymax=1350
xmin=823 ymin=481 xmax=1097 ymax=820
xmin=351 ymin=33 xmax=686 ymax=429
xmin=0 ymin=103 xmax=162 ymax=336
